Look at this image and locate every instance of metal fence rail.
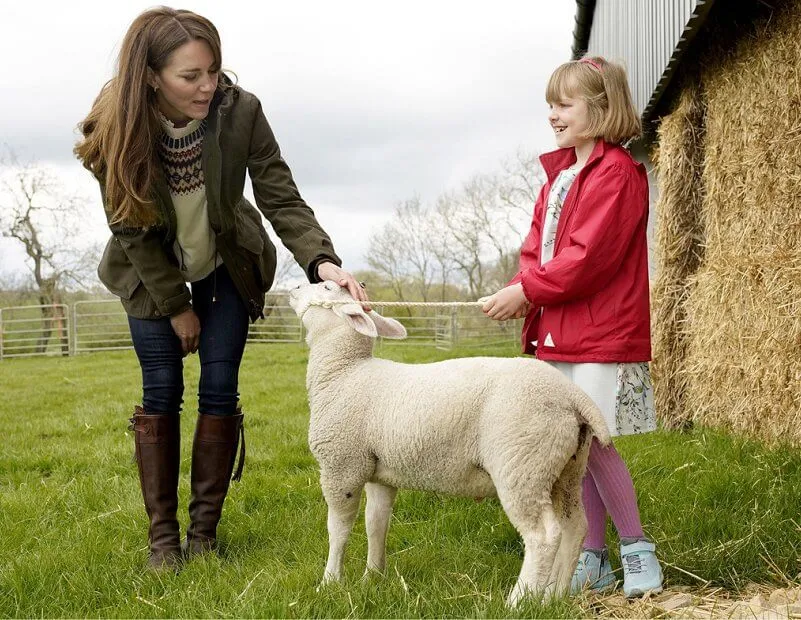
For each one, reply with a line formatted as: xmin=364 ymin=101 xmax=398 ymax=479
xmin=72 ymin=300 xmax=134 ymax=353
xmin=0 ymin=297 xmax=522 ymax=360
xmin=248 ymin=301 xmax=304 ymax=343
xmin=0 ymin=304 xmax=70 ymax=359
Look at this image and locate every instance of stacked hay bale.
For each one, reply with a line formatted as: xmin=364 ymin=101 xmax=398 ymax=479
xmin=652 ymin=1 xmax=801 ymax=444
xmin=650 ymin=84 xmax=707 ymax=430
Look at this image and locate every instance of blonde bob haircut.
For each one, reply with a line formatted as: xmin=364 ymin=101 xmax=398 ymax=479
xmin=545 ymin=56 xmax=641 ymax=144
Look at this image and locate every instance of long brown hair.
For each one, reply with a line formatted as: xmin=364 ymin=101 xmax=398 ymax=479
xmin=75 ymin=7 xmax=223 ymax=227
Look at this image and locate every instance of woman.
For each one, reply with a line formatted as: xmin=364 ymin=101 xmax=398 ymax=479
xmin=75 ymin=6 xmax=368 ymax=570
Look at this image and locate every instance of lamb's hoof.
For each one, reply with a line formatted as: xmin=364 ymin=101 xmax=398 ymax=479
xmin=316 ymin=572 xmax=339 ymax=593
xmin=506 ymin=588 xmax=524 ymax=609
xmin=506 ymin=585 xmax=539 ymax=608
xmin=541 ymin=584 xmax=562 ymax=603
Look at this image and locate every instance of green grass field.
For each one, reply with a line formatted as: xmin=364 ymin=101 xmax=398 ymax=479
xmin=1 ymin=344 xmax=799 ymax=618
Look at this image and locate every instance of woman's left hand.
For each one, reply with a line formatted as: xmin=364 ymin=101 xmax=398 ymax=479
xmin=317 ymin=261 xmax=371 ymax=310
xmin=482 ymin=283 xmax=530 ymax=321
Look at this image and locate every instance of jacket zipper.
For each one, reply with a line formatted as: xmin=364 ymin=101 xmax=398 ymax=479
xmin=212 ymin=252 xmax=218 ymax=303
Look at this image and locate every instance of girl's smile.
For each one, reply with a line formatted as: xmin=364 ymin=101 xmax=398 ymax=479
xmin=548 ymin=95 xmax=597 ymax=164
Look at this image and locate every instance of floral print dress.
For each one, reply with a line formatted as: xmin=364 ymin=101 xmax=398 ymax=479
xmin=538 ymin=167 xmax=656 ymax=437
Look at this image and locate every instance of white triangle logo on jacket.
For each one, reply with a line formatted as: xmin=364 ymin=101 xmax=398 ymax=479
xmin=543 ymin=332 xmax=555 ymax=347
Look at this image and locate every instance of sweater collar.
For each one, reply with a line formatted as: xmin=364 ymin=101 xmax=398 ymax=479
xmin=158 ymin=113 xmax=203 ymax=139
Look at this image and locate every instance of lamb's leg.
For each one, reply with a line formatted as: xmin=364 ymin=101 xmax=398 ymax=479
xmin=505 ymin=503 xmax=562 ymax=607
xmin=364 ymin=482 xmax=397 ymax=576
xmin=549 ymin=442 xmax=592 ymax=597
xmin=547 ymin=459 xmax=588 ymax=598
xmin=320 ymin=477 xmax=364 ymax=585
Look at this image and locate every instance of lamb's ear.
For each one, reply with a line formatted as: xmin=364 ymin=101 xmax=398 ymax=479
xmin=368 ymin=311 xmax=407 ymax=339
xmin=333 ymin=303 xmax=378 ymax=338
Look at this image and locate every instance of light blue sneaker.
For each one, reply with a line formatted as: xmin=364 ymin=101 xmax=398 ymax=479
xmin=571 ymin=547 xmax=616 ymax=594
xmin=620 ymin=538 xmax=663 ymax=598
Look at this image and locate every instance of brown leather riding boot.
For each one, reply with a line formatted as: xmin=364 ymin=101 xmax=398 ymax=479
xmin=129 ymin=407 xmax=181 ymax=570
xmin=185 ymin=410 xmax=245 ymax=556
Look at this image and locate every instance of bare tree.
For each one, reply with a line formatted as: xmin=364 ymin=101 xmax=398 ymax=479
xmin=367 ymin=219 xmax=410 ymax=301
xmin=426 ymin=208 xmax=459 ymax=301
xmin=0 ymin=152 xmax=100 ymax=352
xmin=440 ymin=150 xmax=544 ymax=295
xmin=366 ymin=197 xmax=440 ymax=302
xmin=393 ymin=197 xmax=438 ymax=301
xmin=491 ymin=149 xmax=545 ymax=288
xmin=436 ymin=170 xmax=528 ymax=298
xmin=364 ymin=148 xmax=545 ymax=301
xmin=499 ymin=148 xmax=546 ymax=221
xmin=435 ymin=189 xmax=488 ymax=298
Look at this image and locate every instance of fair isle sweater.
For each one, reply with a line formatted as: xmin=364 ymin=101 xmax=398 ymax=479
xmin=157 ymin=114 xmax=220 ymax=283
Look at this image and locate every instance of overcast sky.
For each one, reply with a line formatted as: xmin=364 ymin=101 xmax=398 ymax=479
xmin=0 ymin=0 xmax=576 ymax=279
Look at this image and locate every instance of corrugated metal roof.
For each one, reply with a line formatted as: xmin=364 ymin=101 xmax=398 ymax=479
xmin=572 ymin=0 xmax=716 ymax=122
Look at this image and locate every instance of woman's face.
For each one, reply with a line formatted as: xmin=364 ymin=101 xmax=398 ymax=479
xmin=152 ymin=39 xmax=219 ymax=124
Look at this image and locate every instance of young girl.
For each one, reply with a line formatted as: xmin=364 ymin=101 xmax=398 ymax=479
xmin=74 ymin=7 xmax=367 ymax=570
xmin=482 ymin=56 xmax=663 ymax=598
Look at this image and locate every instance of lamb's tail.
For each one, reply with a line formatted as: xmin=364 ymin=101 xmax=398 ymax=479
xmin=571 ymin=386 xmax=612 ymax=447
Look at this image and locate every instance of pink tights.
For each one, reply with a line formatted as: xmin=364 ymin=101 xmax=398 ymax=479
xmin=582 ymin=438 xmax=644 ymax=549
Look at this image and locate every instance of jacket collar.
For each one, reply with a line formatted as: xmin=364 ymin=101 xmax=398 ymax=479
xmin=202 ymin=74 xmax=240 ymax=234
xmin=539 ymin=140 xmax=611 ymax=184
xmin=207 ymin=74 xmax=237 ymax=131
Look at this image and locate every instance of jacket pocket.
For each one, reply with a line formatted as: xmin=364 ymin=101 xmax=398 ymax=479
xmin=97 ymin=236 xmax=141 ymax=300
xmin=234 ymin=198 xmax=277 ymax=292
xmin=541 ymin=299 xmax=592 ymax=354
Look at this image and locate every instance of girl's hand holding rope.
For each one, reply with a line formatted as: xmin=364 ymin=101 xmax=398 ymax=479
xmin=481 ymin=283 xmax=530 ymax=321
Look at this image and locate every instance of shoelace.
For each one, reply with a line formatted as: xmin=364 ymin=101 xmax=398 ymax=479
xmin=624 ymin=553 xmax=644 ymax=575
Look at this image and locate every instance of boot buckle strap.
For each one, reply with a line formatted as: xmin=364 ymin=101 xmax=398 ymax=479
xmin=128 ymin=418 xmax=150 ymax=435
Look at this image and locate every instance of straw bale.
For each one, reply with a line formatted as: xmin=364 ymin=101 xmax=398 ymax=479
xmin=683 ymin=254 xmax=801 ymax=443
xmin=651 ymin=83 xmax=707 ymax=430
xmin=652 ymin=0 xmax=801 ymax=444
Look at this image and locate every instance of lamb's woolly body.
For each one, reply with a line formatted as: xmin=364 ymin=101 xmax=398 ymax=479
xmin=307 ymin=326 xmax=600 ymax=501
xmin=290 ymin=283 xmax=611 ymax=606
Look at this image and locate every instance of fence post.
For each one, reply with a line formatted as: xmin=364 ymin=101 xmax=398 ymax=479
xmin=450 ymin=308 xmax=458 ymax=350
xmin=57 ymin=304 xmax=69 ymax=356
xmin=70 ymin=303 xmax=77 ymax=356
xmin=0 ymin=309 xmax=4 ymax=361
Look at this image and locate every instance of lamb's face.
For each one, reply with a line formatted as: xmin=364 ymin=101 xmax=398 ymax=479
xmin=288 ymin=281 xmax=407 ymax=340
xmin=288 ymin=281 xmax=351 ymax=317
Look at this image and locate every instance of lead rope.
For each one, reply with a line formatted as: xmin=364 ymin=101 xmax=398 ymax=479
xmin=296 ymin=299 xmax=491 ymax=319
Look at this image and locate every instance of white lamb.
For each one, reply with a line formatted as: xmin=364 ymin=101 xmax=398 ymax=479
xmin=288 ymin=281 xmax=611 ymax=606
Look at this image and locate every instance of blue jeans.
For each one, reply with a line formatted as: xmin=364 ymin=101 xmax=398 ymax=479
xmin=128 ymin=264 xmax=250 ymax=416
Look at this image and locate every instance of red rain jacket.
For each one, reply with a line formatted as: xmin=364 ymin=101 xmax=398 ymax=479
xmin=509 ymin=140 xmax=651 ymax=362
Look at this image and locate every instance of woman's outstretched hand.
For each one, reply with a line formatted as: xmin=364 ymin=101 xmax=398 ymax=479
xmin=481 ymin=283 xmax=530 ymax=321
xmin=317 ymin=261 xmax=372 ymax=311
